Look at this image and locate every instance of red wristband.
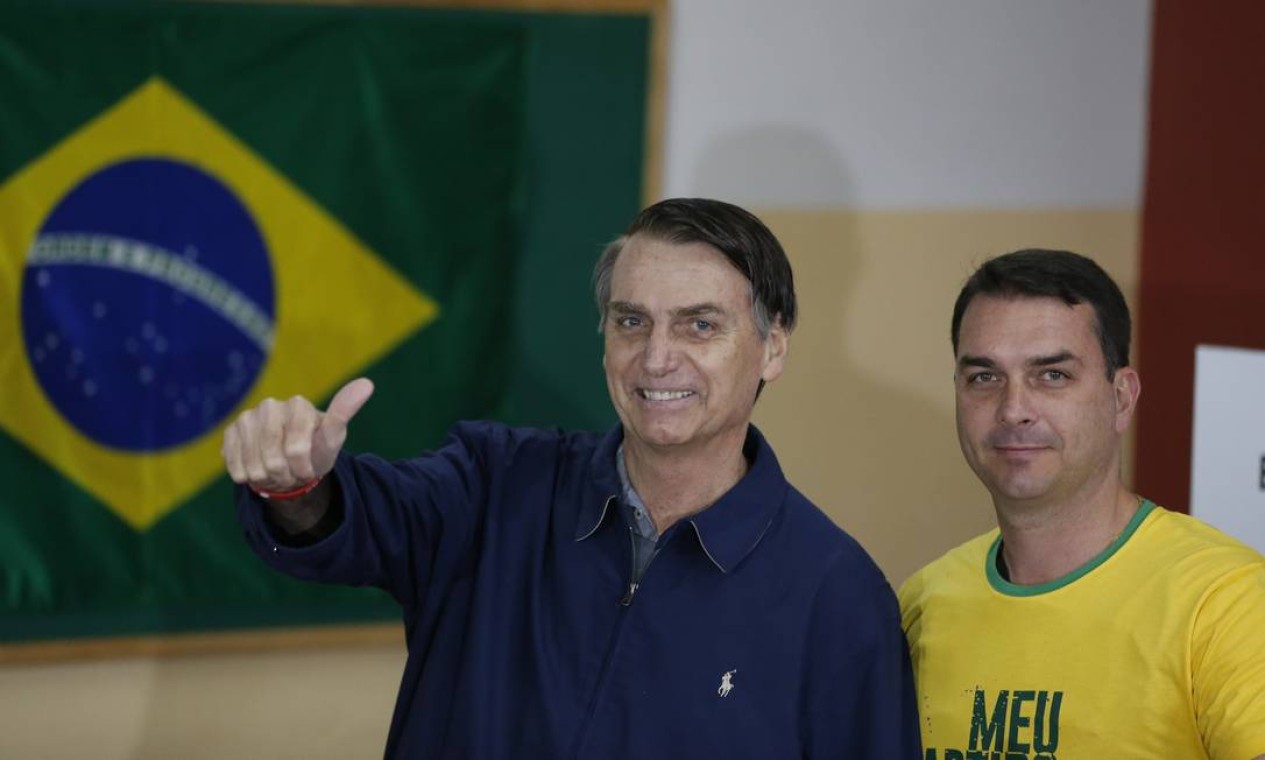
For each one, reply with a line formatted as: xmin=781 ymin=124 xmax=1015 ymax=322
xmin=250 ymin=477 xmax=323 ymax=501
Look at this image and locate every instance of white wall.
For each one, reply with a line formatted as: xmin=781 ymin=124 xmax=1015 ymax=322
xmin=666 ymin=0 xmax=1152 ymax=208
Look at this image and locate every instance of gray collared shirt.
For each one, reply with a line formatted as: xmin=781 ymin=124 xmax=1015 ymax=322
xmin=616 ymin=445 xmax=660 ymax=582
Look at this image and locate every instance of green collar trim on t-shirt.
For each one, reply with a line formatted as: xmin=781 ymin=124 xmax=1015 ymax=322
xmin=986 ymin=499 xmax=1156 ymax=597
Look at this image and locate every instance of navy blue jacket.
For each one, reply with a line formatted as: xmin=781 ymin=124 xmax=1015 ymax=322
xmin=237 ymin=422 xmax=921 ymax=759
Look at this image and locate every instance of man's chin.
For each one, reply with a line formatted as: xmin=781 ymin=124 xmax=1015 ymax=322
xmin=624 ymin=423 xmax=696 ymax=451
xmin=990 ymin=479 xmax=1057 ymax=506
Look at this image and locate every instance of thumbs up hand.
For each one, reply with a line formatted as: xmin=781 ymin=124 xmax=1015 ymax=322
xmin=222 ymin=378 xmax=375 ymax=492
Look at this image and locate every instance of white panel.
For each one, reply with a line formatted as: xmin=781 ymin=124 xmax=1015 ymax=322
xmin=1190 ymin=345 xmax=1265 ymax=554
xmin=666 ymin=0 xmax=1153 ymax=209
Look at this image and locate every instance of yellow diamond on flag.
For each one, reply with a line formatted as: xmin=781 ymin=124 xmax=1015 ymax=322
xmin=0 ymin=77 xmax=438 ymax=531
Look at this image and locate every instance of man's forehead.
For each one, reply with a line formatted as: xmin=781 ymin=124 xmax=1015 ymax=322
xmin=961 ymin=293 xmax=1093 ymax=326
xmin=609 ymin=236 xmax=751 ymax=294
xmin=957 ymin=295 xmax=1099 ymax=356
xmin=617 ymin=233 xmax=728 ymax=266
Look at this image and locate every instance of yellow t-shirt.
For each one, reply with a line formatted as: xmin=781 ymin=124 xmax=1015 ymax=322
xmin=899 ymin=502 xmax=1265 ymax=760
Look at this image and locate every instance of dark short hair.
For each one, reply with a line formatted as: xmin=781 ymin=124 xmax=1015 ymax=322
xmin=951 ymin=249 xmax=1131 ymax=378
xmin=593 ymin=198 xmax=797 ymax=337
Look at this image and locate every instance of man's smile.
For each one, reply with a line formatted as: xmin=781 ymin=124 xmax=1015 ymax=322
xmin=637 ymin=388 xmax=697 ymax=402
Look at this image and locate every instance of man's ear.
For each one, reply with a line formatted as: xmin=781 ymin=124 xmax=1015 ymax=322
xmin=1113 ymin=366 xmax=1141 ymax=434
xmin=761 ymin=319 xmax=789 ymax=384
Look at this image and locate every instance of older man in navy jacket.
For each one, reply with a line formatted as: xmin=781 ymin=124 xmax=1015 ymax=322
xmin=224 ymin=198 xmax=920 ymax=759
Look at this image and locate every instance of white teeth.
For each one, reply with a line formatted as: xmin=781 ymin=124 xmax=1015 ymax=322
xmin=642 ymin=390 xmax=693 ymax=401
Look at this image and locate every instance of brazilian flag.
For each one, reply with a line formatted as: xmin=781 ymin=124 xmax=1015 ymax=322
xmin=0 ymin=1 xmax=648 ymax=641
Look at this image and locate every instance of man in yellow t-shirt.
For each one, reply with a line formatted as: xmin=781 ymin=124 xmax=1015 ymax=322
xmin=899 ymin=249 xmax=1265 ymax=759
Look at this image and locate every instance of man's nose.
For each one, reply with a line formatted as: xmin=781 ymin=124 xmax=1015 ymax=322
xmin=641 ymin=325 xmax=678 ymax=375
xmin=997 ymin=381 xmax=1037 ymax=426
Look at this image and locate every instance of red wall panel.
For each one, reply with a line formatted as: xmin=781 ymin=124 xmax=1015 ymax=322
xmin=1135 ymin=0 xmax=1265 ymax=509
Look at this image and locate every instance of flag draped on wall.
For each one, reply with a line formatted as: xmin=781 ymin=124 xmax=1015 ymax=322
xmin=0 ymin=2 xmax=544 ymax=640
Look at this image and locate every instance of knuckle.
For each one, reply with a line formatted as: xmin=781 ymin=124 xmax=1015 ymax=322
xmin=262 ymin=451 xmax=289 ymax=475
xmin=286 ymin=396 xmax=315 ymax=419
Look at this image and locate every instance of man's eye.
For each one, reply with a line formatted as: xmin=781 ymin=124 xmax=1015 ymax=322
xmin=1041 ymin=369 xmax=1069 ymax=381
xmin=967 ymin=372 xmax=996 ymax=384
xmin=693 ymin=319 xmax=713 ymax=332
xmin=617 ymin=316 xmax=643 ymax=328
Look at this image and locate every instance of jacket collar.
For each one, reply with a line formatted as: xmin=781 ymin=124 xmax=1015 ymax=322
xmin=574 ymin=424 xmax=788 ymax=574
xmin=574 ymin=424 xmax=625 ymax=542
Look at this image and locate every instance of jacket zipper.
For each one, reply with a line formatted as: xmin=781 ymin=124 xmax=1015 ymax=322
xmin=620 ymin=524 xmax=639 ymax=606
xmin=571 ymin=513 xmax=640 ymax=757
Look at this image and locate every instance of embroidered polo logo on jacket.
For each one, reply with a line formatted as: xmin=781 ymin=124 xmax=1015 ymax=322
xmin=718 ymin=670 xmax=737 ymax=697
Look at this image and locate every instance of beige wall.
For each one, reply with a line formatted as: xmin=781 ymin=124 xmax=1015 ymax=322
xmin=0 ymin=643 xmax=405 ymax=759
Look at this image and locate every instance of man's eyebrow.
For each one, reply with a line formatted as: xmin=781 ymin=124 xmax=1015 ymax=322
xmin=957 ymin=354 xmax=996 ymax=369
xmin=1029 ymin=352 xmax=1078 ymax=367
xmin=957 ymin=352 xmax=1082 ymax=369
xmin=672 ymin=303 xmax=725 ymax=319
xmin=607 ymin=301 xmax=644 ymax=315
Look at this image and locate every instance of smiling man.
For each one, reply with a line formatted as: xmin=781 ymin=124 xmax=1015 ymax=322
xmin=899 ymin=249 xmax=1265 ymax=760
xmin=224 ymin=198 xmax=920 ymax=759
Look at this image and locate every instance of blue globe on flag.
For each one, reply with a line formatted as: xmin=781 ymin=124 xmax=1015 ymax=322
xmin=21 ymin=158 xmax=275 ymax=452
